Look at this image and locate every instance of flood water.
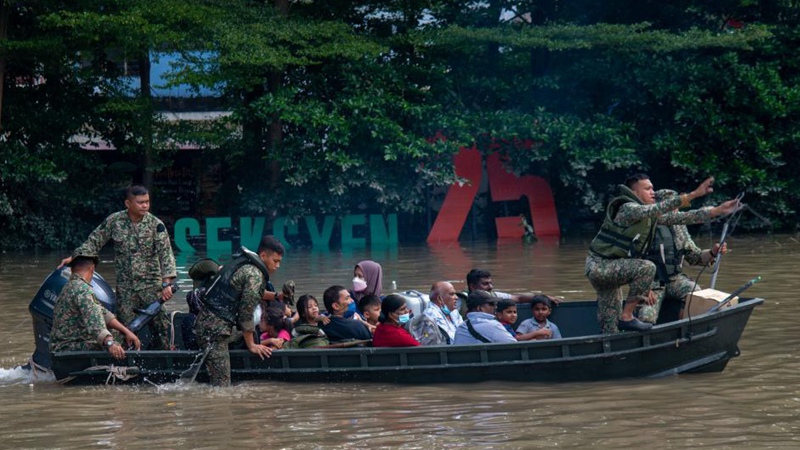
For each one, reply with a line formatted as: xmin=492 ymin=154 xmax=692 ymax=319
xmin=0 ymin=234 xmax=798 ymax=449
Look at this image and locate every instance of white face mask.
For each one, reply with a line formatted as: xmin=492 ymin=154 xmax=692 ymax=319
xmin=352 ymin=277 xmax=368 ymax=293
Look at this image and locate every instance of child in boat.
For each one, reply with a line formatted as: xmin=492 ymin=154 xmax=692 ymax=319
xmin=285 ymin=294 xmax=330 ymax=348
xmin=495 ymin=300 xmax=518 ymax=338
xmin=516 ymin=295 xmax=562 ymax=340
xmin=260 ymin=308 xmax=292 ymax=349
xmin=358 ymin=294 xmax=382 ymax=333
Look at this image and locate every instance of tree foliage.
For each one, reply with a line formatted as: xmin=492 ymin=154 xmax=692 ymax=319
xmin=1 ymin=0 xmax=798 ymax=249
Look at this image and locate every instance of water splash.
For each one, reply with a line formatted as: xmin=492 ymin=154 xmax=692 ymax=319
xmin=0 ymin=365 xmax=56 ymax=385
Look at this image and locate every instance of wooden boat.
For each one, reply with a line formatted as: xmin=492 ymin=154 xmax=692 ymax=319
xmin=48 ymin=296 xmax=763 ymax=385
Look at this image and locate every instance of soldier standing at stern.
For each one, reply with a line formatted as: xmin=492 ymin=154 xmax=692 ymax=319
xmin=586 ymin=174 xmax=739 ymax=333
xmin=59 ymin=185 xmax=177 ymax=349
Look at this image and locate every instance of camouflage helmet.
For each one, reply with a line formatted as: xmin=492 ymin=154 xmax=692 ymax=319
xmin=188 ymin=258 xmax=220 ymax=287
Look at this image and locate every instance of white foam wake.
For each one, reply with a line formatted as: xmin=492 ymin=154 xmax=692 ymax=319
xmin=0 ymin=365 xmax=56 ymax=385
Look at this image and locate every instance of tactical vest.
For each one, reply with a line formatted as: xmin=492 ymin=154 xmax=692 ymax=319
xmin=589 ymin=185 xmax=657 ymax=259
xmin=201 ymin=247 xmax=270 ymax=326
xmin=646 ymin=225 xmax=684 ymax=283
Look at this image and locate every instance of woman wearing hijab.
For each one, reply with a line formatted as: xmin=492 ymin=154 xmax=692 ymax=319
xmin=372 ymin=294 xmax=420 ymax=347
xmin=352 ymin=260 xmax=383 ymax=301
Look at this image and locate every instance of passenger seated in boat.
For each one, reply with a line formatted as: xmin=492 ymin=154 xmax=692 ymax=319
xmin=409 ymin=281 xmax=463 ymax=345
xmin=260 ymin=308 xmax=291 ymax=349
xmin=372 ymin=294 xmax=420 ymax=347
xmin=320 ymin=285 xmax=372 ymax=344
xmin=358 ymin=294 xmax=382 ymax=332
xmin=495 ymin=300 xmax=518 ymax=338
xmin=453 ymin=290 xmax=516 ymax=344
xmin=285 ymin=294 xmax=329 ymax=349
xmin=466 ymin=269 xmax=552 ymax=307
xmin=50 ymin=253 xmax=141 ymax=359
xmin=516 ymin=295 xmax=562 ymax=340
xmin=352 ymin=260 xmax=383 ymax=301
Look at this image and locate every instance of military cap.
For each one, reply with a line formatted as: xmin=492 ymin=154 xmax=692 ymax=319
xmin=466 ymin=289 xmax=497 ymax=310
xmin=70 ymin=251 xmax=100 ymax=267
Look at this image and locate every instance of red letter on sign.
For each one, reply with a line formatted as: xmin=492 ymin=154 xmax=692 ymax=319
xmin=426 ymin=146 xmax=482 ymax=243
xmin=486 ymin=153 xmax=560 ymax=239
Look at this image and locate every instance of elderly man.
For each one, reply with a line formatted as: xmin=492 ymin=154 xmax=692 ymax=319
xmin=585 ymin=174 xmax=739 ymax=333
xmin=50 ymin=253 xmax=141 ymax=359
xmin=409 ymin=281 xmax=463 ymax=345
xmin=59 ymin=185 xmax=177 ymax=349
xmin=453 ymin=290 xmax=516 ymax=345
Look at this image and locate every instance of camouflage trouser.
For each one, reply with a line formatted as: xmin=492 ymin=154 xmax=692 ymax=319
xmin=116 ymin=288 xmax=171 ymax=350
xmin=585 ymin=255 xmax=656 ymax=334
xmin=202 ymin=335 xmax=232 ymax=387
xmin=639 ymin=274 xmax=701 ymax=324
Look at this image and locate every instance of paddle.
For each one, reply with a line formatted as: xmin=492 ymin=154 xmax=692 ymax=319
xmin=179 ymin=343 xmax=213 ymax=383
xmin=709 ymin=192 xmax=745 ymax=289
xmin=707 ymin=276 xmax=761 ymax=313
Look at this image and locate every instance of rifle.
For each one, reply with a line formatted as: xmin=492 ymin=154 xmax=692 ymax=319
xmin=127 ymin=284 xmax=179 ymax=333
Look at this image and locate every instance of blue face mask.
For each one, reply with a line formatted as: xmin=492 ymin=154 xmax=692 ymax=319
xmin=442 ymin=305 xmax=451 ymax=315
xmin=398 ymin=313 xmax=411 ymax=324
xmin=343 ymin=301 xmax=358 ymax=319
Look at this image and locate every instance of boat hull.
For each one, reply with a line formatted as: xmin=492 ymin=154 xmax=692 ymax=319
xmin=52 ymin=298 xmax=761 ymax=385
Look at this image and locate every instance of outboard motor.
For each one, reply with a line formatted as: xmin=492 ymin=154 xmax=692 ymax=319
xmin=27 ymin=267 xmax=116 ymax=370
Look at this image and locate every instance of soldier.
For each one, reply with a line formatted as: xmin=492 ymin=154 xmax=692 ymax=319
xmin=586 ymin=174 xmax=739 ymax=333
xmin=58 ymin=185 xmax=177 ymax=349
xmin=638 ymin=190 xmax=727 ymax=324
xmin=193 ymin=237 xmax=283 ymax=386
xmin=50 ymin=252 xmax=141 ymax=359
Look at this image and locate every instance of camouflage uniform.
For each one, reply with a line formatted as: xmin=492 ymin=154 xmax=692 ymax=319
xmin=50 ymin=273 xmax=116 ymax=353
xmin=194 ymin=264 xmax=265 ymax=387
xmin=638 ymin=224 xmax=716 ymax=323
xmin=586 ymin=194 xmax=714 ymax=333
xmin=73 ymin=210 xmax=177 ymax=349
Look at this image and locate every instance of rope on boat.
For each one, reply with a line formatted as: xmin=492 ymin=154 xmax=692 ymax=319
xmin=58 ymin=364 xmax=140 ymax=385
xmin=26 ymin=356 xmax=55 ymax=380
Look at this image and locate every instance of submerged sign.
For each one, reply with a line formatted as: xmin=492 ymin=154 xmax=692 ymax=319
xmin=174 ymin=214 xmax=398 ymax=253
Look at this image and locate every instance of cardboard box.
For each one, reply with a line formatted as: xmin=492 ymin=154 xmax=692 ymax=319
xmin=683 ymin=288 xmax=738 ymax=318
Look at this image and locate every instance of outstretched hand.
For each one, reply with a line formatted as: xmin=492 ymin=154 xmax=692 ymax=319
xmin=691 ymin=177 xmax=715 ymax=199
xmin=711 ymin=199 xmax=741 ymax=217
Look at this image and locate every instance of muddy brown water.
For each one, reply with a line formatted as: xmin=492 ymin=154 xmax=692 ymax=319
xmin=0 ymin=235 xmax=797 ymax=448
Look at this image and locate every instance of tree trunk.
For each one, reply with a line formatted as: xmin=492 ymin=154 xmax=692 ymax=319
xmin=266 ymin=0 xmax=289 ymax=189
xmin=0 ymin=1 xmax=11 ymax=131
xmin=139 ymin=52 xmax=154 ymax=189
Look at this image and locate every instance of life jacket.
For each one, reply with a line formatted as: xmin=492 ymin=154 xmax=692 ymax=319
xmin=589 ymin=185 xmax=657 ymax=259
xmin=646 ymin=225 xmax=684 ymax=284
xmin=201 ymin=246 xmax=270 ymax=327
